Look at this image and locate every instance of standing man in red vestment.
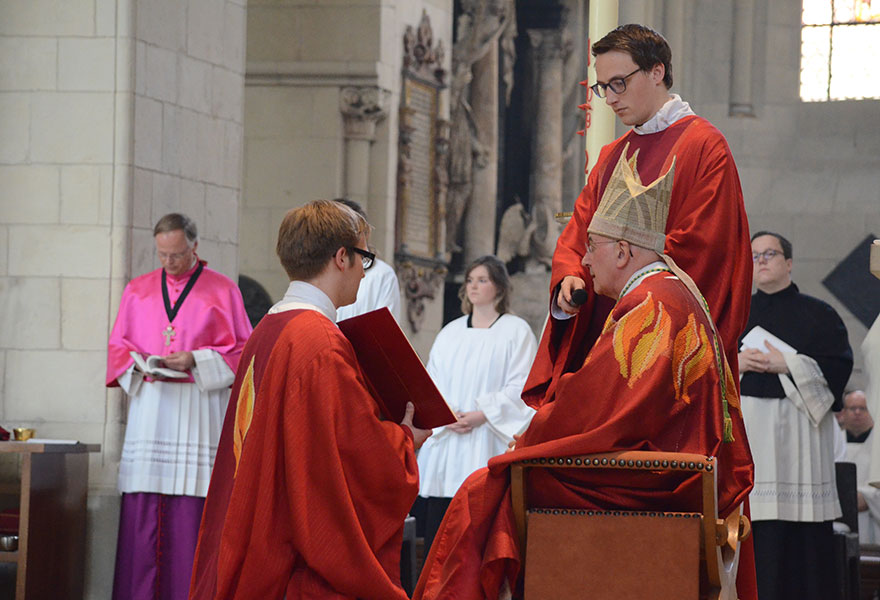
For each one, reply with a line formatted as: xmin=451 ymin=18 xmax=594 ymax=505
xmin=526 ymin=23 xmax=752 ymax=407
xmin=189 ymin=200 xmax=431 ymax=599
xmin=521 ymin=23 xmax=756 ymax=596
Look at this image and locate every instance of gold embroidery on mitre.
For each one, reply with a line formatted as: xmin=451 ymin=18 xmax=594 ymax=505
xmin=612 ymin=292 xmax=671 ymax=387
xmin=233 ymin=355 xmax=256 ymax=477
xmin=588 ymin=143 xmax=676 ymax=254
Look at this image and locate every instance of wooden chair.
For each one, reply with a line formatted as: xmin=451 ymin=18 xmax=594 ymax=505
xmin=834 ymin=461 xmax=861 ymax=600
xmin=510 ymin=450 xmax=749 ymax=600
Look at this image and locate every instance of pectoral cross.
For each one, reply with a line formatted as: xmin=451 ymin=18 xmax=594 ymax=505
xmin=162 ymin=325 xmax=176 ymax=347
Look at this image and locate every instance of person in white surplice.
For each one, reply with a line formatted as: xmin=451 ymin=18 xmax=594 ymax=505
xmin=738 ymin=231 xmax=853 ymax=600
xmin=106 ymin=213 xmax=252 ymax=600
xmin=333 ymin=198 xmax=402 ymax=323
xmin=414 ymin=255 xmax=537 ymax=553
xmin=840 ymin=389 xmax=880 ymax=543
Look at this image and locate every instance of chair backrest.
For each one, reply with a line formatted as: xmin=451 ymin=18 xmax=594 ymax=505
xmin=836 ymin=461 xmax=859 ymax=534
xmin=510 ymin=450 xmax=746 ymax=600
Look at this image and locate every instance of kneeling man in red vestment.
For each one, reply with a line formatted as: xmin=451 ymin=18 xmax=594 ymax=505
xmin=190 ymin=200 xmax=431 ymax=599
xmin=413 ymin=149 xmax=755 ymax=600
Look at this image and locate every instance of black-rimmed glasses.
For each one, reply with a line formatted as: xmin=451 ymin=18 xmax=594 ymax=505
xmin=590 ymin=68 xmax=641 ymax=98
xmin=349 ymin=247 xmax=375 ymax=270
xmin=752 ymin=250 xmax=781 ymax=263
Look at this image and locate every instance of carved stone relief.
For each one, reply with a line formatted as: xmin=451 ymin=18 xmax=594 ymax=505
xmin=445 ymin=0 xmax=516 ymax=255
xmin=395 ymin=10 xmax=449 ymax=331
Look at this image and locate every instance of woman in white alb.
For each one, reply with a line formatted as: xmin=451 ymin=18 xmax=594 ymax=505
xmin=414 ymin=255 xmax=538 ymax=552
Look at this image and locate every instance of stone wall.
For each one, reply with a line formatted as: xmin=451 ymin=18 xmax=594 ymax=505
xmin=240 ymin=0 xmax=454 ymax=359
xmin=0 ymin=0 xmax=246 ymax=597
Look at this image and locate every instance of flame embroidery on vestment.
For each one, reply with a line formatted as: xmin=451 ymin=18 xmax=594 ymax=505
xmin=233 ymin=355 xmax=255 ymax=477
xmin=612 ymin=292 xmax=671 ymax=386
xmin=672 ymin=313 xmax=712 ymax=404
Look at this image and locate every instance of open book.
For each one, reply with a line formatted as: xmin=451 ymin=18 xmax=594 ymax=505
xmin=338 ymin=308 xmax=456 ymax=429
xmin=130 ymin=351 xmax=189 ymax=379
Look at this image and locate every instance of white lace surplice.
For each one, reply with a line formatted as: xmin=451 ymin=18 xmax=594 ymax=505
xmin=742 ymin=352 xmax=842 ymax=522
xmin=118 ymin=349 xmax=234 ymax=497
xmin=417 ymin=314 xmax=538 ymax=498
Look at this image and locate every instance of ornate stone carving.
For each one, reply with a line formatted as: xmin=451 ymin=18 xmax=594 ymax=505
xmin=339 ymin=86 xmax=390 ymax=141
xmin=526 ymin=27 xmax=572 ymax=61
xmin=445 ymin=0 xmax=516 ymax=255
xmin=403 ymin=10 xmax=447 ymax=85
xmin=397 ymin=12 xmax=451 ymax=328
xmin=397 ymin=261 xmax=447 ymax=332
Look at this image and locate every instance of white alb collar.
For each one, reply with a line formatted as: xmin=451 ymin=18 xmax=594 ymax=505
xmin=633 ymin=94 xmax=695 ymax=135
xmin=269 ymin=281 xmax=338 ymax=323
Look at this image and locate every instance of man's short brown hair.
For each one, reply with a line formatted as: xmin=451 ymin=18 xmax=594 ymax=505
xmin=592 ymin=23 xmax=673 ymax=89
xmin=154 ymin=213 xmax=198 ymax=244
xmin=276 ymin=200 xmax=369 ymax=280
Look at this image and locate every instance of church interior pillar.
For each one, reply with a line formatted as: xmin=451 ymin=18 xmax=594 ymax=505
xmin=586 ymin=0 xmax=618 ymax=174
xmin=730 ymin=0 xmax=757 ymax=117
xmin=464 ymin=42 xmax=499 ymax=267
xmin=528 ymin=28 xmax=567 ymax=216
xmin=340 ymin=86 xmax=389 ymax=210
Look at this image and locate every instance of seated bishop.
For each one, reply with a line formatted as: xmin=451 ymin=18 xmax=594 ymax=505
xmin=413 ymin=146 xmax=756 ymax=600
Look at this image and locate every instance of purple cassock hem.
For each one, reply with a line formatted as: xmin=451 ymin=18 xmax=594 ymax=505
xmin=113 ymin=492 xmax=206 ymax=600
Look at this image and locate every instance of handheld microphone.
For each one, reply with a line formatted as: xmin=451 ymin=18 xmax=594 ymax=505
xmin=570 ymin=288 xmax=588 ymax=307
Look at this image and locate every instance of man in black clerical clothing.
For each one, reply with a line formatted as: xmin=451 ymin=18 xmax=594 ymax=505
xmin=738 ymin=230 xmax=853 ymax=600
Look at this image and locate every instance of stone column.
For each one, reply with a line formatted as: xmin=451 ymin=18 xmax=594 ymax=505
xmin=730 ymin=0 xmax=756 ymax=117
xmin=464 ymin=43 xmax=499 ymax=267
xmin=340 ymin=86 xmax=388 ymax=208
xmin=586 ymin=1 xmax=618 ymax=175
xmin=527 ymin=28 xmax=569 ymax=265
xmin=662 ymin=0 xmax=686 ymax=98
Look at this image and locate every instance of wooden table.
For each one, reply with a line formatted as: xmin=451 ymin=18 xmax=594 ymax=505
xmin=0 ymin=441 xmax=100 ymax=600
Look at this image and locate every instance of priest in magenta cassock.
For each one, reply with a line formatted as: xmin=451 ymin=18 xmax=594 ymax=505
xmin=106 ymin=213 xmax=252 ymax=600
xmin=521 ymin=23 xmax=756 ymax=595
xmin=413 ymin=148 xmax=755 ymax=600
xmin=189 ymin=200 xmax=432 ymax=599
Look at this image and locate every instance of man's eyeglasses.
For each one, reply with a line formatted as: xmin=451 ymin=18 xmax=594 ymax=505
xmin=349 ymin=247 xmax=375 ymax=270
xmin=590 ymin=68 xmax=641 ymax=99
xmin=586 ymin=238 xmax=618 ymax=254
xmin=158 ymin=249 xmax=193 ymax=262
xmin=752 ymin=250 xmax=782 ymax=263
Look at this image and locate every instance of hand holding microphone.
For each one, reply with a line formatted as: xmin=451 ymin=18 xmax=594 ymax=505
xmin=557 ymin=276 xmax=588 ymax=315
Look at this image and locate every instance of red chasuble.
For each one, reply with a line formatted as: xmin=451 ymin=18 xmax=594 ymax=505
xmin=189 ymin=309 xmax=419 ymax=600
xmin=524 ymin=116 xmax=752 ymax=409
xmin=413 ymin=273 xmax=755 ymax=600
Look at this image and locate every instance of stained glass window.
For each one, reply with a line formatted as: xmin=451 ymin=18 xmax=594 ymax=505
xmin=800 ymin=0 xmax=880 ymax=101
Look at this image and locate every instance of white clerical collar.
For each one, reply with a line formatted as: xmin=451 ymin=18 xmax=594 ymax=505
xmin=633 ymin=94 xmax=695 ymax=135
xmin=619 ymin=260 xmax=674 ymax=299
xmin=269 ymin=281 xmax=338 ymax=323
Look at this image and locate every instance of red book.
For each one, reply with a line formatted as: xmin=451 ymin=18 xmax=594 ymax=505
xmin=338 ymin=308 xmax=456 ymax=429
